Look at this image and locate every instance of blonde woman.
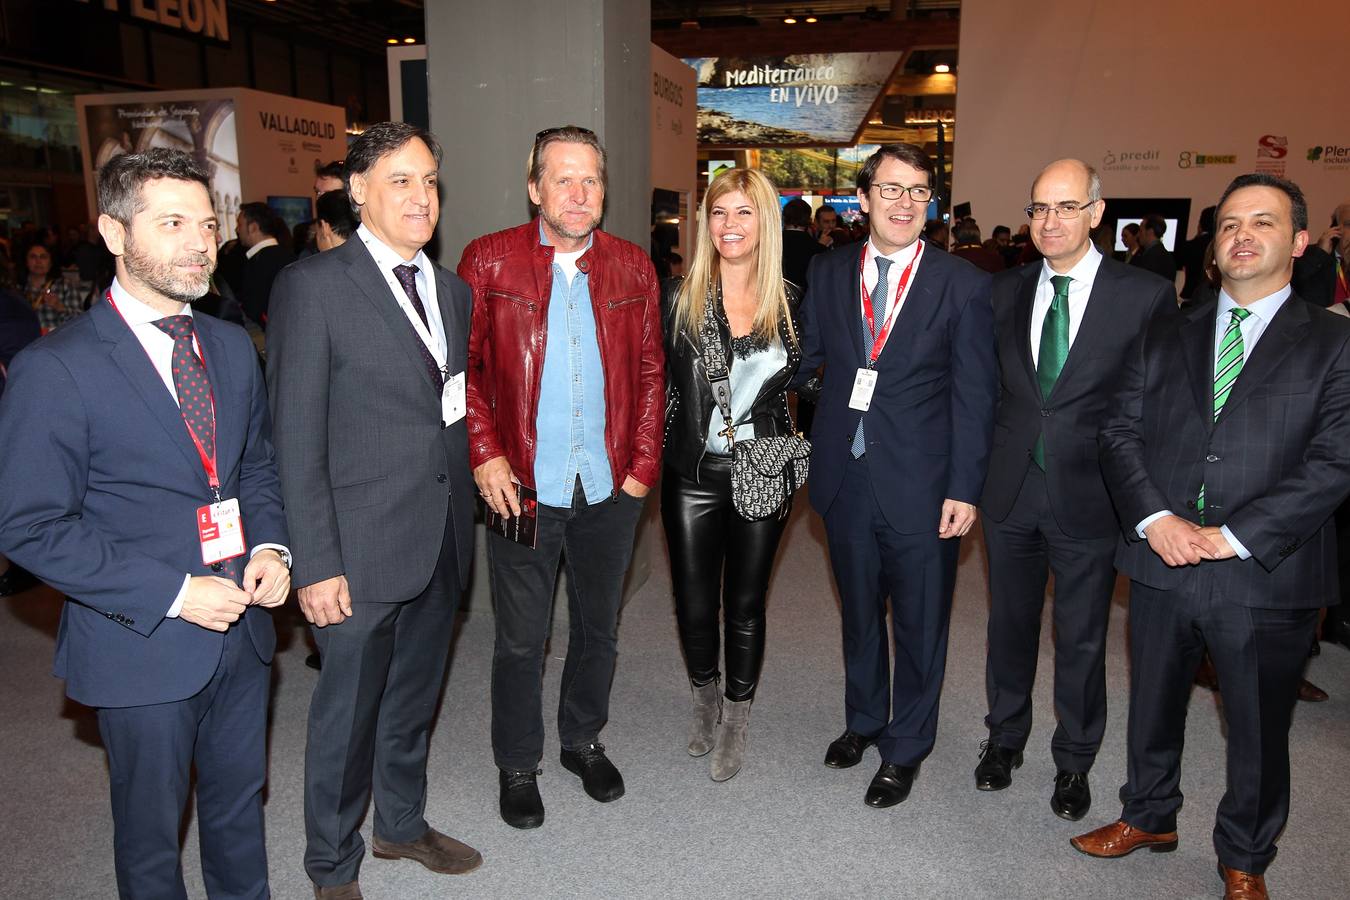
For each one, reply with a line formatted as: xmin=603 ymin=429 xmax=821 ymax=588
xmin=661 ymin=168 xmax=803 ymax=781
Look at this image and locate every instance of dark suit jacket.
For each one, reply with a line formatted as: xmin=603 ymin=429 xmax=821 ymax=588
xmin=796 ymin=239 xmax=998 ymax=534
xmin=266 ymin=236 xmax=475 ymax=602
xmin=1129 ymin=240 xmax=1176 ymax=283
xmin=241 ymin=243 xmax=295 ymax=328
xmin=0 ymin=285 xmax=41 ymax=398
xmin=1292 ymin=245 xmax=1338 ymax=307
xmin=1099 ymin=293 xmax=1350 ymax=607
xmin=782 ymin=228 xmax=825 ymax=289
xmin=982 ymin=258 xmax=1175 ymax=537
xmin=0 ymin=300 xmax=287 ymax=707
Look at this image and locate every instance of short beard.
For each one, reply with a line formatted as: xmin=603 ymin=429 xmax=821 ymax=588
xmin=540 ymin=209 xmax=600 ymax=244
xmin=123 ymin=232 xmax=215 ymax=304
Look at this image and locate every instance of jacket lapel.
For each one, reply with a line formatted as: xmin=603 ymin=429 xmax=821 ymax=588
xmin=1049 ymin=264 xmax=1116 ymax=397
xmin=93 ymin=301 xmax=206 ymax=485
xmin=1216 ymin=295 xmax=1308 ymax=424
xmin=842 ymin=243 xmax=867 ymax=367
xmin=1179 ymin=300 xmax=1219 ymax=425
xmin=435 ymin=264 xmax=466 ymax=375
xmin=342 ymin=241 xmax=442 ymax=394
xmin=875 ymin=242 xmax=939 ymax=370
xmin=1012 ymin=266 xmax=1038 ymax=393
xmin=193 ymin=315 xmax=240 ymax=478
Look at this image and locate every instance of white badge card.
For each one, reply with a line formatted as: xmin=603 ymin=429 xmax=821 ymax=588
xmin=442 ymin=371 xmax=466 ymax=426
xmin=197 ymin=498 xmax=246 ymax=565
xmin=849 ymin=368 xmax=878 ymax=411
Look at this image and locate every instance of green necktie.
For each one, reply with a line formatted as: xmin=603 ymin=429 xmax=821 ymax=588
xmin=1197 ymin=307 xmax=1252 ymax=521
xmin=1032 ymin=274 xmax=1072 ymax=470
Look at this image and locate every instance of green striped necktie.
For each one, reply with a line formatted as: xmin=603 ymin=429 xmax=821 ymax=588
xmin=1197 ymin=306 xmax=1253 ymax=521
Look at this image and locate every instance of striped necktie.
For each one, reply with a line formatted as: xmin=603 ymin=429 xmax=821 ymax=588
xmin=1032 ymin=274 xmax=1072 ymax=469
xmin=1197 ymin=307 xmax=1252 ymax=521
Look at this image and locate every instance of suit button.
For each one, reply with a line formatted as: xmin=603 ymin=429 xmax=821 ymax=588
xmin=1205 ymin=454 xmax=1220 ymax=463
xmin=436 ymin=473 xmax=447 ymax=483
xmin=1185 ymin=500 xmax=1197 ymax=509
xmin=211 ymin=562 xmax=224 ymax=572
xmin=1040 ymin=408 xmax=1051 ymax=417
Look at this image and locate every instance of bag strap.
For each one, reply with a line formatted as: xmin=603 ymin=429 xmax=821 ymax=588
xmin=698 ymin=281 xmax=741 ymax=445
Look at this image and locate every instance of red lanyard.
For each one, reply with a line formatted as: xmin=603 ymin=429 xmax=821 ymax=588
xmin=859 ymin=241 xmax=924 ymax=366
xmin=105 ymin=290 xmax=221 ymax=497
xmin=1336 ymin=258 xmax=1349 ymax=302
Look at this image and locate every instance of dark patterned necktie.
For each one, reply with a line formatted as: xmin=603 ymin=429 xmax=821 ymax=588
xmin=392 ymin=263 xmax=443 ymax=391
xmin=153 ymin=315 xmax=215 ymax=460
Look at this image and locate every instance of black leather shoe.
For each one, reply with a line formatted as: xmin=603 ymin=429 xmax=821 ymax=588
xmin=865 ymin=762 xmax=916 ymax=808
xmin=498 ymin=769 xmax=544 ymax=829
xmin=1051 ymin=770 xmax=1091 ymax=821
xmin=305 ymin=651 xmax=322 ymax=671
xmin=559 ymin=742 xmax=625 ymax=802
xmin=824 ymin=730 xmax=877 ymax=769
xmin=974 ymin=740 xmax=1023 ymax=791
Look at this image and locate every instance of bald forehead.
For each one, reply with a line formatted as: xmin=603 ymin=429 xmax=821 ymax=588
xmin=1031 ymin=159 xmax=1091 ymax=198
xmin=1338 ymin=202 xmax=1350 ymax=224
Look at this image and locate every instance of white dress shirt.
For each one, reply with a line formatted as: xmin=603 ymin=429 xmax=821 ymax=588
xmin=244 ymin=236 xmax=278 ymax=260
xmin=108 ymin=278 xmax=290 ymax=618
xmin=860 ymin=238 xmax=924 ymax=343
xmin=1135 ymin=284 xmax=1293 ymax=559
xmin=1030 ymin=245 xmax=1103 ymax=366
xmin=356 ymin=224 xmax=447 ymax=361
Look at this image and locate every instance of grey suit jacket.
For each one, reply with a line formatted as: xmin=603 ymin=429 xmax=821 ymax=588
xmin=266 ymin=236 xmax=475 ymax=601
xmin=1099 ymin=292 xmax=1350 ymax=607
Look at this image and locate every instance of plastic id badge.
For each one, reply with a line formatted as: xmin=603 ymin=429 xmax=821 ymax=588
xmin=197 ymin=498 xmax=246 ymax=565
xmin=849 ymin=368 xmax=878 ymax=411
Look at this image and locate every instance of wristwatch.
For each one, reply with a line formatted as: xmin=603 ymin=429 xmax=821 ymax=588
xmin=272 ymin=547 xmax=293 ymax=570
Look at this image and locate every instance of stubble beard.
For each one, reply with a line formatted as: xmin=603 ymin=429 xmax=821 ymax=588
xmin=123 ymin=232 xmax=215 ymax=304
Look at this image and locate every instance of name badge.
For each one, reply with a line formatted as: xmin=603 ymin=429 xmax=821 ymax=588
xmin=197 ymin=498 xmax=246 ymax=566
xmin=849 ymin=368 xmax=878 ymax=411
xmin=442 ymin=371 xmax=466 ymax=426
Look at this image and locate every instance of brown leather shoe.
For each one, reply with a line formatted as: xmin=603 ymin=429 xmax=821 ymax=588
xmin=1297 ymin=679 xmax=1328 ymax=702
xmin=1070 ymin=819 xmax=1179 ymax=857
xmin=1219 ymin=863 xmax=1269 ymax=899
xmin=313 ymin=883 xmax=362 ymax=900
xmin=371 ymin=827 xmax=483 ymax=875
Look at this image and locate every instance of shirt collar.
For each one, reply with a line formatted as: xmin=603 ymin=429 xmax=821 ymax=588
xmin=866 ymin=237 xmax=921 ymax=267
xmin=244 ymin=237 xmax=278 ymax=259
xmin=1038 ymin=244 xmax=1102 ymax=288
xmin=109 ymin=276 xmax=191 ymax=326
xmin=357 ymin=223 xmax=428 ymax=272
xmin=1217 ymin=283 xmax=1291 ymax=324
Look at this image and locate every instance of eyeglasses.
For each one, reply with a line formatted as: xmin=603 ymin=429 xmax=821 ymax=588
xmin=872 ymin=183 xmax=934 ymax=202
xmin=1025 ymin=199 xmax=1098 ymax=220
xmin=534 ymin=126 xmax=596 ymax=146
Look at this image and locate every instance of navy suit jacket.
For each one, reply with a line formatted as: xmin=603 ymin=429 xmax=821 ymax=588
xmin=0 ymin=300 xmax=288 ymax=707
xmin=1100 ymin=293 xmax=1350 ymax=607
xmin=797 ymin=239 xmax=998 ymax=533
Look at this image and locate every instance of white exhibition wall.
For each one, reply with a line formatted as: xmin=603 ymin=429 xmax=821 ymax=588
xmin=953 ymin=1 xmax=1350 ymax=239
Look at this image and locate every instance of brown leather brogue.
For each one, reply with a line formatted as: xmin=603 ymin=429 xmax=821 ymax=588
xmin=1070 ymin=819 xmax=1179 ymax=857
xmin=312 ymin=883 xmax=362 ymax=900
xmin=1220 ymin=864 xmax=1269 ymax=900
xmin=371 ymin=827 xmax=483 ymax=875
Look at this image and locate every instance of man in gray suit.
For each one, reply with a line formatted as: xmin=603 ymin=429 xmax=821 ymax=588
xmin=267 ymin=121 xmax=481 ymax=900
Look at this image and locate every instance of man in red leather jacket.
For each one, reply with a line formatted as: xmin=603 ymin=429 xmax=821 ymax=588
xmin=457 ymin=126 xmax=664 ymax=830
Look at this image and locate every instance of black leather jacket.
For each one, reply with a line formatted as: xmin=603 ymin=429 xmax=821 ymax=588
xmin=661 ymin=276 xmax=803 ymax=480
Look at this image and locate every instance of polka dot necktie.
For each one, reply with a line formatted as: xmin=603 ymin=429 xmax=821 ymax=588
xmin=392 ymin=263 xmax=444 ymax=391
xmin=153 ymin=315 xmax=215 ymax=460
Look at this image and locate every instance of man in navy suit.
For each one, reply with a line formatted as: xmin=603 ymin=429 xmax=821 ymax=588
xmin=796 ymin=143 xmax=997 ymax=808
xmin=0 ymin=148 xmax=291 ymax=899
xmin=1073 ymin=174 xmax=1350 ymax=900
xmin=975 ymin=160 xmax=1175 ymax=820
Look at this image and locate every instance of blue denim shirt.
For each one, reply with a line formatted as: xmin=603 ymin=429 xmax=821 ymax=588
xmin=533 ymin=228 xmax=612 ymax=507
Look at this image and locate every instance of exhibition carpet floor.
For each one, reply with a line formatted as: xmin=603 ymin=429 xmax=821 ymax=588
xmin=2 ymin=502 xmax=1348 ymax=900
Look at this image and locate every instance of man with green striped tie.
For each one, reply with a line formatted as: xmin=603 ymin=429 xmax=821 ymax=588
xmin=1075 ymin=174 xmax=1350 ymax=900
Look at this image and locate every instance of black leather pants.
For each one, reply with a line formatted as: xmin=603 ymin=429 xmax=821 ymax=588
xmin=661 ymin=457 xmax=790 ymax=701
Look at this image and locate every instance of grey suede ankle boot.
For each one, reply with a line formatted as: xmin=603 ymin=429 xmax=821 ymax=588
xmin=688 ymin=678 xmax=722 ymax=757
xmin=709 ymin=698 xmax=751 ymax=781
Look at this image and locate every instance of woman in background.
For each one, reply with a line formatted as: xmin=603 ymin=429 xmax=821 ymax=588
xmin=661 ymin=167 xmax=802 ymax=782
xmin=21 ymin=243 xmax=80 ymax=334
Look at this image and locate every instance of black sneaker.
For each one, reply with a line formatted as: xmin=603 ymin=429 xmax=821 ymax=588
xmin=559 ymin=742 xmax=625 ymax=802
xmin=498 ymin=768 xmax=544 ymax=829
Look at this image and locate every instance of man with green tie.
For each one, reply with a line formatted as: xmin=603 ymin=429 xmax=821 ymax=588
xmin=1075 ymin=173 xmax=1350 ymax=900
xmin=976 ymin=159 xmax=1175 ymax=820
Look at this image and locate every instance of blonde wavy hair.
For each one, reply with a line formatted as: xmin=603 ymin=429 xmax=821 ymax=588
xmin=674 ymin=167 xmax=793 ymax=346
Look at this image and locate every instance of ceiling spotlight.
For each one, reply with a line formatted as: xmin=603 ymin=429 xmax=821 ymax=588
xmin=805 ymin=10 xmax=818 ymax=22
xmin=934 ymin=64 xmax=951 ymax=73
xmin=403 ymin=37 xmax=417 ymax=44
xmin=386 ymin=38 xmax=399 ymax=44
xmin=783 ymin=14 xmax=797 ymax=24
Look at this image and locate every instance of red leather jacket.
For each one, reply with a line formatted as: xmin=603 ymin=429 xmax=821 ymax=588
xmin=457 ymin=220 xmax=665 ymax=492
